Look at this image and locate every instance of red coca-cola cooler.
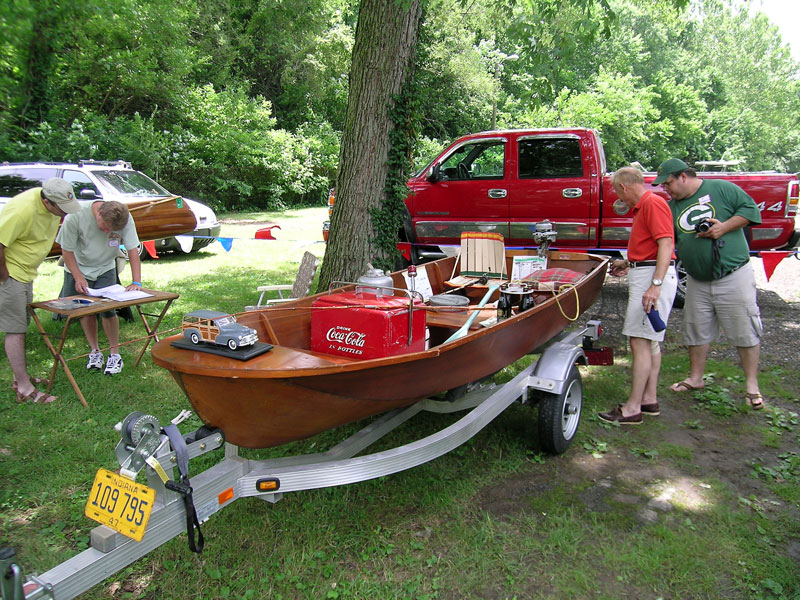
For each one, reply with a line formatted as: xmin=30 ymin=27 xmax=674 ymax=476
xmin=311 ymin=291 xmax=427 ymax=359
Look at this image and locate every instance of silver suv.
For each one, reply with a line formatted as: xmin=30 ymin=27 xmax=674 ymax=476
xmin=0 ymin=160 xmax=220 ymax=255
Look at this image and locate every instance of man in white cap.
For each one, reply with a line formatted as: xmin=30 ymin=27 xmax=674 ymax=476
xmin=0 ymin=177 xmax=81 ymax=403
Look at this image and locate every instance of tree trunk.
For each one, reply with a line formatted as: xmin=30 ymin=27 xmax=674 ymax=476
xmin=317 ymin=0 xmax=422 ymax=291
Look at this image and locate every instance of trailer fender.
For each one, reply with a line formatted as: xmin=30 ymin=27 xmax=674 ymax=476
xmin=529 ymin=341 xmax=587 ymax=396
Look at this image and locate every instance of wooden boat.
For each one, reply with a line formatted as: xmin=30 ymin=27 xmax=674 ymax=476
xmin=151 ymin=249 xmax=608 ymax=448
xmin=47 ymin=196 xmax=196 ymax=256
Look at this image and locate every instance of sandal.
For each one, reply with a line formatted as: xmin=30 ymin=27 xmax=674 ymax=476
xmin=11 ymin=376 xmax=47 ymax=391
xmin=670 ymin=380 xmax=704 ymax=393
xmin=14 ymin=388 xmax=57 ymax=404
xmin=745 ymin=392 xmax=764 ymax=411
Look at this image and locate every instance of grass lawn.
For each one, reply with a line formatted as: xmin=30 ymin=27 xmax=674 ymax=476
xmin=1 ymin=206 xmax=799 ymax=599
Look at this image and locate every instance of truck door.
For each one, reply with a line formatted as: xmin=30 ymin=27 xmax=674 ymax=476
xmin=507 ymin=134 xmax=594 ymax=247
xmin=411 ymin=137 xmax=509 ymax=245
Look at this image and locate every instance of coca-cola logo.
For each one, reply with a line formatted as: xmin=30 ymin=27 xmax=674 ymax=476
xmin=325 ymin=326 xmax=367 ymax=349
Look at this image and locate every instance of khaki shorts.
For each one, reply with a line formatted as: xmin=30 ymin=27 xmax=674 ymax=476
xmin=0 ymin=277 xmax=33 ymax=333
xmin=683 ymin=262 xmax=762 ymax=347
xmin=622 ymin=265 xmax=678 ymax=343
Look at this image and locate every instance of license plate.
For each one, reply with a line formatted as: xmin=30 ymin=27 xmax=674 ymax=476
xmin=85 ymin=468 xmax=156 ymax=542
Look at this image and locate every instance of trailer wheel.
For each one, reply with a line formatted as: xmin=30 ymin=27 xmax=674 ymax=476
xmin=537 ymin=365 xmax=582 ymax=454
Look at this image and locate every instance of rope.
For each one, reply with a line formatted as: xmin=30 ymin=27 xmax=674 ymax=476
xmin=548 ymin=283 xmax=581 ymax=322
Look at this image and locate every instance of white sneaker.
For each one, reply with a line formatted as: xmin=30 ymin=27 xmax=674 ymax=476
xmin=87 ymin=350 xmax=104 ymax=371
xmin=104 ymin=354 xmax=124 ymax=375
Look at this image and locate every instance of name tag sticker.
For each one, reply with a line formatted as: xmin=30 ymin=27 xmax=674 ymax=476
xmin=698 ymin=194 xmax=711 ymax=205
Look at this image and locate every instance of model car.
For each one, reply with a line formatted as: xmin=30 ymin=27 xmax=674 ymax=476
xmin=181 ymin=310 xmax=259 ymax=350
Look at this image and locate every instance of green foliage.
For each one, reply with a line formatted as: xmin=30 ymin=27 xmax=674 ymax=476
xmin=163 ymin=85 xmax=332 ymax=209
xmin=1 ymin=0 xmax=799 ymax=212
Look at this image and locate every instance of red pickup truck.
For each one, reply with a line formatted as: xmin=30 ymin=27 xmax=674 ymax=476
xmin=323 ymin=127 xmax=799 ymax=283
xmin=395 ymin=127 xmax=799 ymax=259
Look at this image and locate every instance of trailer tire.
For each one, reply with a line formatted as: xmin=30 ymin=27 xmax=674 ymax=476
xmin=537 ymin=365 xmax=582 ymax=454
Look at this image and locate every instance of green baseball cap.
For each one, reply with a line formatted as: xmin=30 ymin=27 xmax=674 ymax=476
xmin=652 ymin=158 xmax=690 ymax=185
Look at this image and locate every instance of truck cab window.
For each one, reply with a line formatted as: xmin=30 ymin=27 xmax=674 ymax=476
xmin=440 ymin=142 xmax=505 ymax=181
xmin=518 ymin=138 xmax=584 ymax=178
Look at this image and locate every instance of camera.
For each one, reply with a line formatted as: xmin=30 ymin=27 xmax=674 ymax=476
xmin=695 ymin=219 xmax=712 ymax=233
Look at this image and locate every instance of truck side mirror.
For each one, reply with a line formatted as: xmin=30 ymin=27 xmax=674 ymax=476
xmin=427 ymin=164 xmax=442 ymax=184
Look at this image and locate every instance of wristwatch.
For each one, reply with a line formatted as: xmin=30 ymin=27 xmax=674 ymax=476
xmin=651 ymin=278 xmax=663 ymax=286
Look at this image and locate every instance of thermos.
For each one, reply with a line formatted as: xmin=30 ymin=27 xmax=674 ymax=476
xmin=646 ymin=307 xmax=666 ymax=332
xmin=356 ymin=264 xmax=394 ymax=297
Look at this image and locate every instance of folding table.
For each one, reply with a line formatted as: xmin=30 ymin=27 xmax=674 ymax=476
xmin=28 ymin=289 xmax=179 ymax=406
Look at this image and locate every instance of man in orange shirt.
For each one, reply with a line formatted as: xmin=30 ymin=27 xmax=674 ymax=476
xmin=599 ymin=167 xmax=678 ymax=424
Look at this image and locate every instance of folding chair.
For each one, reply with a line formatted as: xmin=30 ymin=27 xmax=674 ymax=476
xmin=451 ymin=231 xmax=507 ymax=280
xmin=248 ymin=251 xmax=320 ymax=309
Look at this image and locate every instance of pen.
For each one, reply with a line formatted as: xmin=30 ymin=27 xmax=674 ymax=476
xmin=73 ymin=299 xmax=92 ymax=304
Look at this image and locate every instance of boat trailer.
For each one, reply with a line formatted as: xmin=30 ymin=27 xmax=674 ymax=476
xmin=1 ymin=321 xmax=608 ymax=600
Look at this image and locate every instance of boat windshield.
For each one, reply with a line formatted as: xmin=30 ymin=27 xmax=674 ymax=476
xmin=93 ymin=170 xmax=172 ymax=197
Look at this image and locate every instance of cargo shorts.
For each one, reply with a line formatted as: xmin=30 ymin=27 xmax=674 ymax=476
xmin=622 ymin=265 xmax=678 ymax=345
xmin=683 ymin=262 xmax=762 ymax=347
xmin=0 ymin=277 xmax=33 ymax=333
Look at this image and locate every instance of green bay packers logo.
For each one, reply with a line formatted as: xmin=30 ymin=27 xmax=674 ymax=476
xmin=677 ymin=204 xmax=715 ymax=233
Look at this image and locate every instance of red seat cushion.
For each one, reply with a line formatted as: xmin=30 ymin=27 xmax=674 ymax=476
xmin=523 ymin=268 xmax=583 ymax=291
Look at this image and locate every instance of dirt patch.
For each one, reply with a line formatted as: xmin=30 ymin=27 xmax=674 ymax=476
xmin=477 ymin=263 xmax=800 ymax=575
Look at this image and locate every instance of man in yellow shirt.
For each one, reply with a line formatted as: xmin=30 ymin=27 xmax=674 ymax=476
xmin=0 ymin=178 xmax=81 ymax=403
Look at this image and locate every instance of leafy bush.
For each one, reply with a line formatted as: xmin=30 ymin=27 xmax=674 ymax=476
xmin=161 ymin=85 xmax=333 ymax=210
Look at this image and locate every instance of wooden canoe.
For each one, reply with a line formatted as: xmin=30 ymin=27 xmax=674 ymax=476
xmin=47 ymin=196 xmax=196 ymax=256
xmin=151 ymin=249 xmax=608 ymax=448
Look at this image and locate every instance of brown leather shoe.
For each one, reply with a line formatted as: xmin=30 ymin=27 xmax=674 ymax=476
xmin=641 ymin=402 xmax=660 ymax=416
xmin=598 ymin=404 xmax=642 ymax=425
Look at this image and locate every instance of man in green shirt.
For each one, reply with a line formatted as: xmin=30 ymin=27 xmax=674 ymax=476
xmin=0 ymin=178 xmax=81 ymax=403
xmin=57 ymin=200 xmax=142 ymax=375
xmin=654 ymin=158 xmax=764 ymax=410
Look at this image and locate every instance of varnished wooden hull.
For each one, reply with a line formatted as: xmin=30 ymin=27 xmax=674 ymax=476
xmin=47 ymin=197 xmax=196 ymax=256
xmin=151 ymin=250 xmax=608 ymax=448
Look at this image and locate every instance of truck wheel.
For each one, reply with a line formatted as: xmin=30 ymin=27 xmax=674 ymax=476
xmin=673 ymin=260 xmax=687 ymax=309
xmin=227 ymin=339 xmax=238 ymax=351
xmin=537 ymin=365 xmax=582 ymax=454
xmin=190 ymin=333 xmax=200 ymax=345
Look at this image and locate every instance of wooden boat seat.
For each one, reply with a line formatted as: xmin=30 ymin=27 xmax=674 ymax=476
xmin=426 ymin=307 xmax=496 ymax=331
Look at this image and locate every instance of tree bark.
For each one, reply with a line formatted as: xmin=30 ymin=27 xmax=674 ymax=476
xmin=317 ymin=0 xmax=422 ymax=291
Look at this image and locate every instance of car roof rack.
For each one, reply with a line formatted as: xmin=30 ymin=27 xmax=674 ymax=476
xmin=77 ymin=159 xmax=132 ymax=169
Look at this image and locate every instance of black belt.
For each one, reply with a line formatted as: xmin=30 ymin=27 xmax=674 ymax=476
xmin=628 ymin=260 xmax=675 ymax=268
xmin=720 ymin=260 xmax=749 ymax=279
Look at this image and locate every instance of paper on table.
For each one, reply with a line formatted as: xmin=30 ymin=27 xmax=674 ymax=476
xmin=86 ymin=284 xmax=153 ymax=301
